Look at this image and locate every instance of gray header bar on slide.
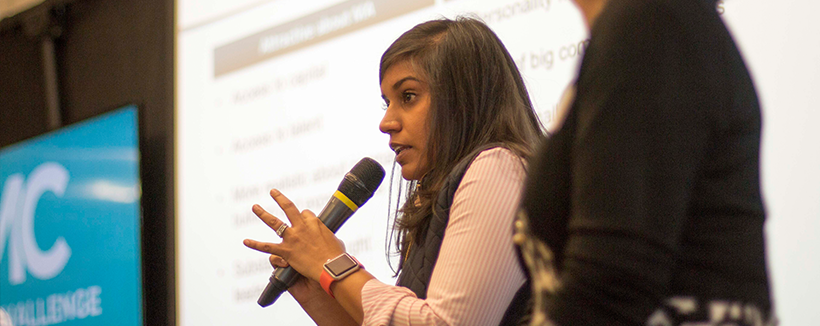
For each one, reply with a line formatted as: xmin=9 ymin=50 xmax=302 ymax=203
xmin=213 ymin=0 xmax=435 ymax=78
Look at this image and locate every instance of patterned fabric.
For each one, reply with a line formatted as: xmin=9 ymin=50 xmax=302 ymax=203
xmin=647 ymin=297 xmax=777 ymax=326
xmin=512 ymin=210 xmax=558 ymax=326
xmin=515 ymin=210 xmax=779 ymax=326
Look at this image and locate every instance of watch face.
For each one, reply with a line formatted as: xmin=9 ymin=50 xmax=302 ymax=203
xmin=326 ymin=254 xmax=357 ymax=276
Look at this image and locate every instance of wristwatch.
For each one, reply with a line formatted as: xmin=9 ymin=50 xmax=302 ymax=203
xmin=320 ymin=253 xmax=363 ymax=298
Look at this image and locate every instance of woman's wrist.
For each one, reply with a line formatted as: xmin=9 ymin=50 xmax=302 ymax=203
xmin=294 ymin=284 xmax=359 ymax=326
xmin=329 ymin=269 xmax=374 ymax=324
xmin=308 ymin=253 xmax=340 ymax=282
xmin=320 ymin=253 xmax=364 ymax=298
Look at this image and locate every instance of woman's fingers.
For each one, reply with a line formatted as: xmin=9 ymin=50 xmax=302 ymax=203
xmin=242 ymin=239 xmax=281 ymax=256
xmin=270 ymin=189 xmax=305 ymax=227
xmin=301 ymin=209 xmax=316 ymax=219
xmin=269 ymin=255 xmax=289 ymax=268
xmin=251 ymin=204 xmax=288 ymax=234
xmin=244 ymin=188 xmax=345 ymax=280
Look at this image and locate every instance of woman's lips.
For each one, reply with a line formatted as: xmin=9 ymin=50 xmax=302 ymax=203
xmin=393 ymin=145 xmax=410 ymax=164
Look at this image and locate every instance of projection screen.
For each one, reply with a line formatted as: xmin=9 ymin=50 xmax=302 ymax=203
xmin=177 ymin=1 xmax=820 ymax=325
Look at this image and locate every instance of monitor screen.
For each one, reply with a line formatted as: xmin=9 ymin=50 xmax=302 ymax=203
xmin=0 ymin=106 xmax=143 ymax=326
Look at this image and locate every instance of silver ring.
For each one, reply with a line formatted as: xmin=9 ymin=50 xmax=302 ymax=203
xmin=275 ymin=224 xmax=288 ymax=238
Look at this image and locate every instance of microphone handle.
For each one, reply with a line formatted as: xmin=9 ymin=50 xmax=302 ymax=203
xmin=257 ymin=196 xmax=356 ymax=307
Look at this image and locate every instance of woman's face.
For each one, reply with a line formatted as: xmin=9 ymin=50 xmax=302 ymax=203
xmin=379 ymin=61 xmax=431 ymax=181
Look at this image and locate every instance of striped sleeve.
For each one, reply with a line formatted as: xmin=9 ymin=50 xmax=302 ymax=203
xmin=361 ymin=147 xmax=528 ymax=326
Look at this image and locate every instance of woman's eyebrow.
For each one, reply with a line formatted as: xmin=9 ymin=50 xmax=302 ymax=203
xmin=393 ymin=76 xmax=420 ymax=90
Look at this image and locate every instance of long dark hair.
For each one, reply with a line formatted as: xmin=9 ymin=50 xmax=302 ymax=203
xmin=381 ymin=17 xmax=543 ymax=274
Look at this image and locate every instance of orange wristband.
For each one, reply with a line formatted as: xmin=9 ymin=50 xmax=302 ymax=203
xmin=320 ymin=269 xmax=336 ymax=298
xmin=319 ymin=254 xmax=363 ymax=298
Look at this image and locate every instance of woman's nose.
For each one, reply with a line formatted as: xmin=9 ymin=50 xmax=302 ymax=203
xmin=379 ymin=111 xmax=400 ymax=134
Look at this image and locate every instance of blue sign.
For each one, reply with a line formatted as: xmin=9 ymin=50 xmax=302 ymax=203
xmin=0 ymin=106 xmax=142 ymax=326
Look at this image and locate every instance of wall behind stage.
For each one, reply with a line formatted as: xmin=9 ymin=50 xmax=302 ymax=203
xmin=0 ymin=0 xmax=175 ymax=325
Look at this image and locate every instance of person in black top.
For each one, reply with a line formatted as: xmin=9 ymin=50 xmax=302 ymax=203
xmin=515 ymin=0 xmax=776 ymax=325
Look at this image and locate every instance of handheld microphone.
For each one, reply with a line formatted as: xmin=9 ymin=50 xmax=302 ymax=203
xmin=257 ymin=157 xmax=385 ymax=307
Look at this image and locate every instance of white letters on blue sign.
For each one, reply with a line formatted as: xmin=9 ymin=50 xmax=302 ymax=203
xmin=0 ymin=162 xmax=72 ymax=285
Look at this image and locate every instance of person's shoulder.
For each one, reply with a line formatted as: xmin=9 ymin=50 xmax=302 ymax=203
xmin=594 ymin=0 xmax=715 ymax=40
xmin=593 ymin=0 xmax=675 ymax=39
xmin=468 ymin=146 xmax=526 ymax=175
xmin=599 ymin=0 xmax=683 ymax=22
xmin=453 ymin=147 xmax=526 ymax=201
xmin=476 ymin=146 xmax=521 ymax=161
xmin=582 ymin=0 xmax=722 ymax=84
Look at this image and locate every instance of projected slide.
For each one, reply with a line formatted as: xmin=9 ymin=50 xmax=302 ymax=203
xmin=179 ymin=1 xmax=585 ymax=325
xmin=178 ymin=0 xmax=820 ymax=325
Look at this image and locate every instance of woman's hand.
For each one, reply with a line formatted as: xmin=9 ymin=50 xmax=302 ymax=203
xmin=268 ymin=234 xmax=348 ymax=304
xmin=269 ymin=254 xmax=359 ymax=326
xmin=267 ymin=254 xmax=328 ymax=304
xmin=243 ymin=189 xmax=346 ymax=282
xmin=245 ymin=189 xmax=371 ymax=325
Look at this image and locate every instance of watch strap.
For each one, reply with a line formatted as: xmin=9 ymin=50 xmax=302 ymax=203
xmin=320 ymin=253 xmax=363 ymax=298
xmin=320 ymin=268 xmax=336 ymax=298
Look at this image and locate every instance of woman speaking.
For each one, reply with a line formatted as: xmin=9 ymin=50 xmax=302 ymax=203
xmin=244 ymin=17 xmax=542 ymax=326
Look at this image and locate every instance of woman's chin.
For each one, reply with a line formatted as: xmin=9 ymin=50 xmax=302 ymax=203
xmin=401 ymin=166 xmax=429 ymax=181
xmin=400 ymin=165 xmax=420 ymax=181
xmin=401 ymin=170 xmax=416 ymax=181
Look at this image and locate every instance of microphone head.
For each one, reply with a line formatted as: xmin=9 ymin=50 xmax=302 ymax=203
xmin=338 ymin=157 xmax=385 ymax=207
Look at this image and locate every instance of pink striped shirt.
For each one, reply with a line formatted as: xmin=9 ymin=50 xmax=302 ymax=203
xmin=361 ymin=147 xmax=528 ymax=326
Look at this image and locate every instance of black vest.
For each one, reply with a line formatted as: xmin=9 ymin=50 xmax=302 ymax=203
xmin=395 ymin=144 xmax=531 ymax=325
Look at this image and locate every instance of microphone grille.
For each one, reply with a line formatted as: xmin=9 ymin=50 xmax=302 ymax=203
xmin=338 ymin=157 xmax=385 ymax=207
xmin=349 ymin=157 xmax=385 ymax=193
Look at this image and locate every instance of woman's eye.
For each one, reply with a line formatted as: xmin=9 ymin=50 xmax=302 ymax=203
xmin=381 ymin=102 xmax=389 ymax=111
xmin=402 ymin=92 xmax=416 ymax=103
